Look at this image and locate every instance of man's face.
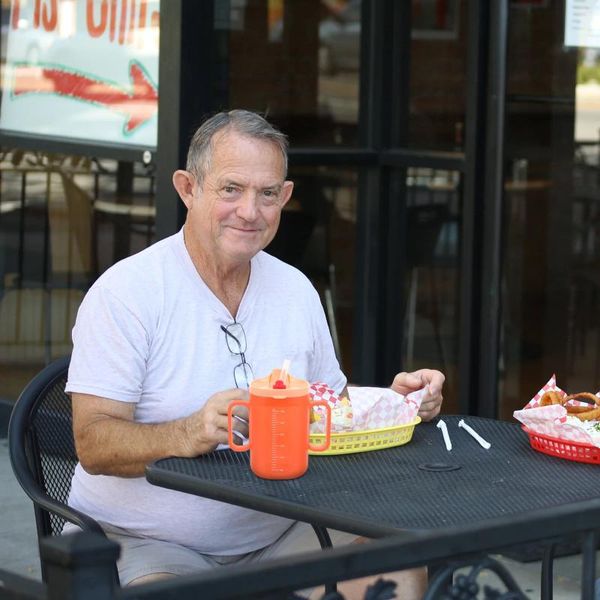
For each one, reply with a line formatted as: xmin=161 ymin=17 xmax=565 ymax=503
xmin=187 ymin=130 xmax=293 ymax=266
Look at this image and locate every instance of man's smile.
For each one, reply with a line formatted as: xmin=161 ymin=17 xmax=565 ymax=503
xmin=228 ymin=224 xmax=261 ymax=233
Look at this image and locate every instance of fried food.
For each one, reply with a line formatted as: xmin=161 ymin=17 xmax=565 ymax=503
xmin=565 ymin=392 xmax=599 ymax=404
xmin=567 ymin=407 xmax=600 ymax=421
xmin=564 ymin=392 xmax=600 ymax=421
xmin=539 ymin=391 xmax=564 ymax=406
xmin=539 ymin=390 xmax=600 ymax=421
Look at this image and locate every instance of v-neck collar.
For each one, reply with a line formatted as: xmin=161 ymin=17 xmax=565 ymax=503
xmin=172 ymin=228 xmax=262 ymax=322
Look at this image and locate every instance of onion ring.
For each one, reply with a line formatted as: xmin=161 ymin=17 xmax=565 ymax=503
xmin=564 ymin=392 xmax=600 ymax=421
xmin=568 ymin=407 xmax=600 ymax=421
xmin=539 ymin=391 xmax=564 ymax=406
xmin=565 ymin=392 xmax=600 ymax=404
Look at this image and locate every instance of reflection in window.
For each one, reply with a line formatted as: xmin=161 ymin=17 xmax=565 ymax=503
xmin=228 ymin=0 xmax=361 ymax=146
xmin=402 ymin=168 xmax=461 ymax=409
xmin=499 ymin=4 xmax=598 ymax=419
xmin=266 ymin=166 xmax=357 ymax=376
xmin=408 ymin=0 xmax=466 ymax=151
xmin=317 ymin=0 xmax=361 ymax=141
xmin=0 ymin=149 xmax=156 ymax=400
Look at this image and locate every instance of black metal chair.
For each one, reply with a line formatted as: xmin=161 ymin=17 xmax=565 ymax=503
xmin=7 ymin=355 xmax=119 ymax=584
xmin=8 ymin=356 xmax=335 ymax=591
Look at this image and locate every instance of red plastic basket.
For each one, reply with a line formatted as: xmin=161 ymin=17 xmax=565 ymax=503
xmin=522 ymin=426 xmax=600 ymax=464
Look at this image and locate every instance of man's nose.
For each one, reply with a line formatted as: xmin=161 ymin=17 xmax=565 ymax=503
xmin=236 ymin=190 xmax=259 ymax=220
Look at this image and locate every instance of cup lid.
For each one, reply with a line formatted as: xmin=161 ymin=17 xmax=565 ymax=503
xmin=250 ymin=370 xmax=309 ymax=398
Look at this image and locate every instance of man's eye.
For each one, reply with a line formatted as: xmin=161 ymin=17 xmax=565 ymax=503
xmin=221 ymin=186 xmax=240 ymax=199
xmin=262 ymin=190 xmax=279 ymax=204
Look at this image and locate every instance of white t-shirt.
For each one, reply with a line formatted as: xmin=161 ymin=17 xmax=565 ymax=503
xmin=65 ymin=229 xmax=346 ymax=555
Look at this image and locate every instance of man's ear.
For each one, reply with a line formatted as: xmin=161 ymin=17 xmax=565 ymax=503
xmin=280 ymin=180 xmax=294 ymax=208
xmin=172 ymin=170 xmax=196 ymax=209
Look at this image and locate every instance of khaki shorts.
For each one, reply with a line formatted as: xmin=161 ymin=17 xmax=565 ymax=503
xmin=101 ymin=521 xmax=358 ymax=590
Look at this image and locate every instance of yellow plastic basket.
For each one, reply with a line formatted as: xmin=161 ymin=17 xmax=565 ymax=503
xmin=309 ymin=417 xmax=421 ymax=455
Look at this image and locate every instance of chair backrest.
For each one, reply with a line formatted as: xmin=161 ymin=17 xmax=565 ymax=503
xmin=8 ymin=355 xmax=104 ymax=540
xmin=8 ymin=356 xmax=120 ymax=585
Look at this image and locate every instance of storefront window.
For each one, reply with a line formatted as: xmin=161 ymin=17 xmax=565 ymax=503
xmin=499 ymin=2 xmax=599 ymax=418
xmin=398 ymin=167 xmax=461 ymax=411
xmin=0 ymin=0 xmax=159 ymax=401
xmin=0 ymin=151 xmax=156 ymax=400
xmin=223 ymin=0 xmax=361 ymax=146
xmin=266 ymin=165 xmax=357 ymax=376
xmin=408 ymin=0 xmax=467 ymax=151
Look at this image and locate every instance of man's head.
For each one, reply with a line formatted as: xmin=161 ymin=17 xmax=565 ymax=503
xmin=172 ymin=110 xmax=294 ymax=270
xmin=186 ymin=110 xmax=289 ymax=188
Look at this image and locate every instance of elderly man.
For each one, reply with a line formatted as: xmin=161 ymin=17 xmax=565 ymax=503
xmin=66 ymin=109 xmax=444 ymax=595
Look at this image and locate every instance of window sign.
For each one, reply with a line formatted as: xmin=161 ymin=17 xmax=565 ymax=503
xmin=0 ymin=0 xmax=159 ymax=149
xmin=565 ymin=0 xmax=600 ymax=48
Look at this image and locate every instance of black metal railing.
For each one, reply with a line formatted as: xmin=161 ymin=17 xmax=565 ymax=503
xmin=1 ymin=498 xmax=598 ymax=600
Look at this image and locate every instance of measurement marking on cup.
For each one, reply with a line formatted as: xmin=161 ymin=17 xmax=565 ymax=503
xmin=271 ymin=409 xmax=287 ymax=470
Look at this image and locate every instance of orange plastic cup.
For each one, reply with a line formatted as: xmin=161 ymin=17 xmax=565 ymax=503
xmin=228 ymin=369 xmax=331 ymax=479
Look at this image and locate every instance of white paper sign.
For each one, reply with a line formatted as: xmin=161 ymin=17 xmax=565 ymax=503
xmin=0 ymin=0 xmax=159 ymax=149
xmin=565 ymin=0 xmax=600 ymax=48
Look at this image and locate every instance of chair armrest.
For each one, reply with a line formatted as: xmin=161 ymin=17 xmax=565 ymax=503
xmin=27 ymin=489 xmax=107 ymax=536
xmin=9 ymin=439 xmax=106 ymax=536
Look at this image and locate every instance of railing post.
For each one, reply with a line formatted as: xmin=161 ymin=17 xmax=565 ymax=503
xmin=39 ymin=532 xmax=120 ymax=600
xmin=581 ymin=531 xmax=598 ymax=600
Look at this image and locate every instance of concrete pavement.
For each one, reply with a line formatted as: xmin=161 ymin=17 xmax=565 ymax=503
xmin=0 ymin=438 xmax=41 ymax=581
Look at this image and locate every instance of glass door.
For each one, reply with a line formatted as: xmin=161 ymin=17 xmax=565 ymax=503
xmin=498 ymin=2 xmax=600 ymax=418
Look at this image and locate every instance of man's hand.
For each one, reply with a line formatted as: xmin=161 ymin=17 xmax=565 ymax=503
xmin=391 ymin=369 xmax=445 ymax=422
xmin=182 ymin=388 xmax=250 ymax=456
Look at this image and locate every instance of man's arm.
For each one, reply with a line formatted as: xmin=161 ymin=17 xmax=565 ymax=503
xmin=72 ymin=389 xmax=249 ymax=478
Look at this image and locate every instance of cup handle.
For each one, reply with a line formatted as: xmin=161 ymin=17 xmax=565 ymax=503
xmin=308 ymin=400 xmax=331 ymax=452
xmin=228 ymin=401 xmax=250 ymax=451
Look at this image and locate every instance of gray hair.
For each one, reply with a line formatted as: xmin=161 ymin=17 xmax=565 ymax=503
xmin=186 ymin=110 xmax=289 ymax=185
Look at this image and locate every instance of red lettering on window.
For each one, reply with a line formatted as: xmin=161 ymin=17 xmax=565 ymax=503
xmin=118 ymin=0 xmax=127 ymax=44
xmin=41 ymin=0 xmax=58 ymax=31
xmin=87 ymin=0 xmax=108 ymax=38
xmin=127 ymin=0 xmax=136 ymax=45
xmin=33 ymin=0 xmax=40 ymax=28
xmin=109 ymin=0 xmax=117 ymax=41
xmin=138 ymin=0 xmax=146 ymax=30
xmin=11 ymin=0 xmax=21 ymax=30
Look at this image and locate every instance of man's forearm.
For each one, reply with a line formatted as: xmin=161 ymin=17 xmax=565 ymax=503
xmin=75 ymin=416 xmax=203 ymax=477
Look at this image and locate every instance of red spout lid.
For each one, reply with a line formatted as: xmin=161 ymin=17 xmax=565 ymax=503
xmin=250 ymin=371 xmax=308 ymax=398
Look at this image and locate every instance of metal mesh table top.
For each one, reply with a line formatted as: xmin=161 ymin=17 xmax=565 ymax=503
xmin=146 ymin=416 xmax=600 ymax=538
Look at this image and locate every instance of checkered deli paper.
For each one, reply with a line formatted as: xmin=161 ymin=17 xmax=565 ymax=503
xmin=512 ymin=375 xmax=600 ymax=447
xmin=309 ymin=383 xmax=424 ymax=433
